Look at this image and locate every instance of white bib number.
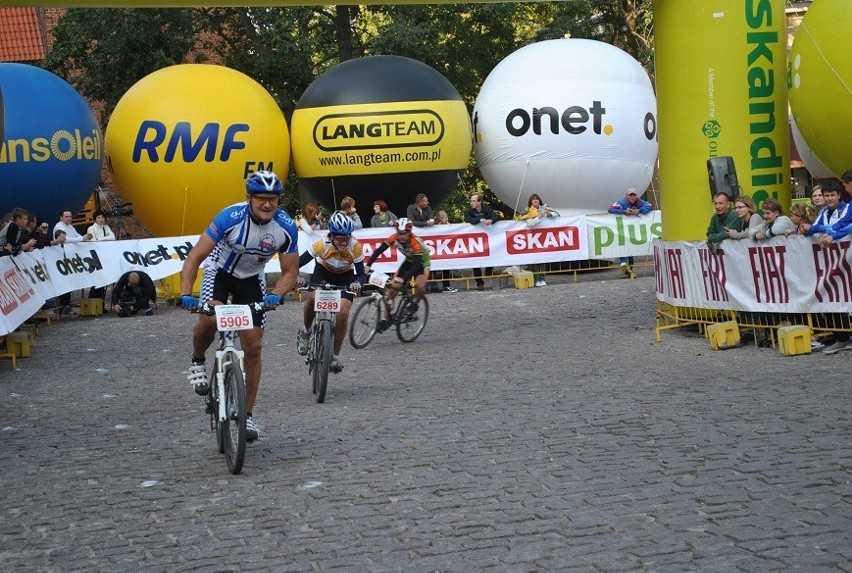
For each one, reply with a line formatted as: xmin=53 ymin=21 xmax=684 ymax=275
xmin=314 ymin=289 xmax=341 ymax=313
xmin=369 ymin=271 xmax=390 ymax=289
xmin=214 ymin=304 xmax=254 ymax=332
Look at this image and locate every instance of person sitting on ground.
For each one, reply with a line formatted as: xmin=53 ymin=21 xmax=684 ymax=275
xmin=370 ymin=200 xmax=398 ymax=228
xmin=785 ymin=203 xmax=817 ymax=236
xmin=111 ymin=271 xmax=157 ymax=317
xmin=296 ymin=212 xmax=367 ymax=374
xmin=725 ymin=196 xmax=762 ymax=239
xmin=608 ymin=189 xmax=653 ymax=277
xmin=339 ymin=196 xmax=363 ymax=230
xmin=706 ymin=192 xmax=739 ymax=249
xmin=750 ymin=198 xmax=796 ymax=240
xmin=518 ymin=193 xmax=556 ymax=286
xmin=427 ymin=210 xmax=458 ymax=293
xmin=465 ymin=193 xmax=500 ymax=290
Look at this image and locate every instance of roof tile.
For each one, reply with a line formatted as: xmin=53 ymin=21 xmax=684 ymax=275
xmin=0 ymin=7 xmax=46 ymax=63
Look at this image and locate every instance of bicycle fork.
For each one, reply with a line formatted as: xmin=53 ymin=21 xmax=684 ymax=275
xmin=215 ymin=332 xmax=244 ymax=423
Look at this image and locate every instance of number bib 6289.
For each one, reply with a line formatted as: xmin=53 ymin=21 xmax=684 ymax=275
xmin=314 ymin=289 xmax=341 ymax=313
xmin=214 ymin=304 xmax=254 ymax=332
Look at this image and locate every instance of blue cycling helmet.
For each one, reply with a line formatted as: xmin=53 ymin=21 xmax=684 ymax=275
xmin=328 ymin=211 xmax=355 ymax=235
xmin=246 ymin=170 xmax=283 ymax=194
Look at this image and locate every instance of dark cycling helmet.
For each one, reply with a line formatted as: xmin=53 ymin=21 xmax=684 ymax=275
xmin=246 ymin=170 xmax=283 ymax=194
xmin=328 ymin=211 xmax=355 ymax=236
xmin=396 ymin=217 xmax=413 ymax=232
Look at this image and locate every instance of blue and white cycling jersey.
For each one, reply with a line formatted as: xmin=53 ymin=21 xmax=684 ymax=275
xmin=204 ymin=203 xmax=298 ymax=279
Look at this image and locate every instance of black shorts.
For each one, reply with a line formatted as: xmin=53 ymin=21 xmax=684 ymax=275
xmin=309 ymin=265 xmax=356 ymax=302
xmin=203 ymin=269 xmax=266 ymax=327
xmin=397 ymin=260 xmax=425 ymax=283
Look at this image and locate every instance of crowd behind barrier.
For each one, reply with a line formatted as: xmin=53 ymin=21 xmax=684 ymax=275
xmin=8 ymin=213 xmax=849 ymax=339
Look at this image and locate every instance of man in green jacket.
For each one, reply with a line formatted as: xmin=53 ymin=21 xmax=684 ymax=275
xmin=706 ymin=192 xmax=740 ymax=248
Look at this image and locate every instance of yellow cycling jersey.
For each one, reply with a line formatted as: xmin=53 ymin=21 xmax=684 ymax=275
xmin=309 ymin=237 xmax=364 ymax=274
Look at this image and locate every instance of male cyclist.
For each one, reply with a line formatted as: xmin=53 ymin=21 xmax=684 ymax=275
xmin=296 ymin=212 xmax=366 ymax=373
xmin=179 ymin=170 xmax=299 ymax=442
xmin=364 ymin=217 xmax=431 ymax=317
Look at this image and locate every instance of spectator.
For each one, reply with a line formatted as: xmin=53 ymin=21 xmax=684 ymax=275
xmin=750 ymin=198 xmax=796 ymax=240
xmin=370 ymin=200 xmax=398 ymax=228
xmin=407 ymin=193 xmax=435 ymax=227
xmin=1 ymin=208 xmax=36 ymax=256
xmin=810 ymin=185 xmax=824 ymax=208
xmin=427 ymin=210 xmax=458 ymax=293
xmin=339 ymin=196 xmax=364 ymax=230
xmin=87 ymin=210 xmax=116 ymax=242
xmin=84 ymin=210 xmax=115 ymax=303
xmin=32 ymin=219 xmax=61 ymax=248
xmin=785 ymin=203 xmax=817 ymax=236
xmin=299 ymin=203 xmax=325 ymax=235
xmin=724 ymin=196 xmax=762 ymax=240
xmin=53 ymin=209 xmax=93 ymax=315
xmin=800 ymin=179 xmax=851 ymax=241
xmin=800 ymin=180 xmax=852 ymax=354
xmin=706 ymin=192 xmax=739 ymax=249
xmin=111 ymin=271 xmax=156 ymax=317
xmin=842 ymin=169 xmax=852 ymax=202
xmin=464 ymin=193 xmax=500 ymax=290
xmin=517 ymin=193 xmax=554 ymax=286
xmin=608 ymin=189 xmax=653 ymax=277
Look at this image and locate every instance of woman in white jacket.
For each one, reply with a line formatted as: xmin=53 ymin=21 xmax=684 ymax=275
xmin=751 ymin=198 xmax=796 ymax=240
xmin=86 ymin=210 xmax=116 ymax=241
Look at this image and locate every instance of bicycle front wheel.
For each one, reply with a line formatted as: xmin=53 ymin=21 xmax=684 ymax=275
xmin=222 ymin=352 xmax=246 ymax=474
xmin=349 ymin=296 xmax=381 ymax=349
xmin=397 ymin=296 xmax=429 ymax=343
xmin=313 ymin=320 xmax=332 ymax=403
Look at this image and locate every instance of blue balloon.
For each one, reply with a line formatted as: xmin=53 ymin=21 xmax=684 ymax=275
xmin=0 ymin=63 xmax=102 ymax=225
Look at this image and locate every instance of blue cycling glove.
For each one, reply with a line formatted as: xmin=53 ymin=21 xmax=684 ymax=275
xmin=180 ymin=295 xmax=200 ymax=309
xmin=263 ymin=293 xmax=282 ymax=307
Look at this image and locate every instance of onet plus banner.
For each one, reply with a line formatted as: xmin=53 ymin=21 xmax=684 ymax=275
xmin=654 ymin=0 xmax=790 ymax=240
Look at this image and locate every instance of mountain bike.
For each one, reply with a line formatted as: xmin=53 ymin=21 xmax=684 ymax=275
xmin=301 ymin=283 xmax=348 ymax=403
xmin=191 ymin=302 xmax=268 ymax=474
xmin=349 ymin=271 xmax=429 ymax=349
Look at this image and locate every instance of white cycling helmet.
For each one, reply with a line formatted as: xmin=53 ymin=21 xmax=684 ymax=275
xmin=396 ymin=217 xmax=413 ymax=232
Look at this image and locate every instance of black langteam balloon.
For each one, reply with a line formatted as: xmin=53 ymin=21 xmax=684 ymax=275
xmin=291 ymin=56 xmax=472 ymax=221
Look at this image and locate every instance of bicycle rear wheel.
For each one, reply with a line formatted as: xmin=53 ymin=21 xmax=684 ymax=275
xmin=222 ymin=352 xmax=247 ymax=474
xmin=349 ymin=296 xmax=381 ymax=349
xmin=397 ymin=296 xmax=429 ymax=343
xmin=313 ymin=320 xmax=332 ymax=403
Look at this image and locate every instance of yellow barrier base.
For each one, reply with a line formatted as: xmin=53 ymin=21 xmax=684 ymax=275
xmin=707 ymin=321 xmax=740 ymax=350
xmin=7 ymin=332 xmax=31 ymax=358
xmin=79 ymin=298 xmax=104 ymax=316
xmin=778 ymin=325 xmax=811 ymax=356
xmin=513 ymin=271 xmax=534 ymax=289
xmin=157 ymin=271 xmax=202 ymax=302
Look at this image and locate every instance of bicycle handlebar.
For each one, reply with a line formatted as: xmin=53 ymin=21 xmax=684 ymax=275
xmin=189 ymin=302 xmax=276 ymax=315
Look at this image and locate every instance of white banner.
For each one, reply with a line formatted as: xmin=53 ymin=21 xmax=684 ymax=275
xmin=0 ymin=215 xmax=656 ymax=334
xmin=654 ymin=237 xmax=852 ymax=313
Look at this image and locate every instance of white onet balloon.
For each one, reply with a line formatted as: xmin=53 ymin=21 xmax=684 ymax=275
xmin=473 ymin=39 xmax=658 ymax=213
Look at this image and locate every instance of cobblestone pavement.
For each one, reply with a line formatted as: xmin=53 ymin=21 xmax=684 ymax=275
xmin=1 ymin=270 xmax=850 ymax=572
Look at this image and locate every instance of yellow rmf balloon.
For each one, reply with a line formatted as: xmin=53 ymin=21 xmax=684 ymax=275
xmin=788 ymin=0 xmax=852 ymax=178
xmin=105 ymin=64 xmax=290 ymax=237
